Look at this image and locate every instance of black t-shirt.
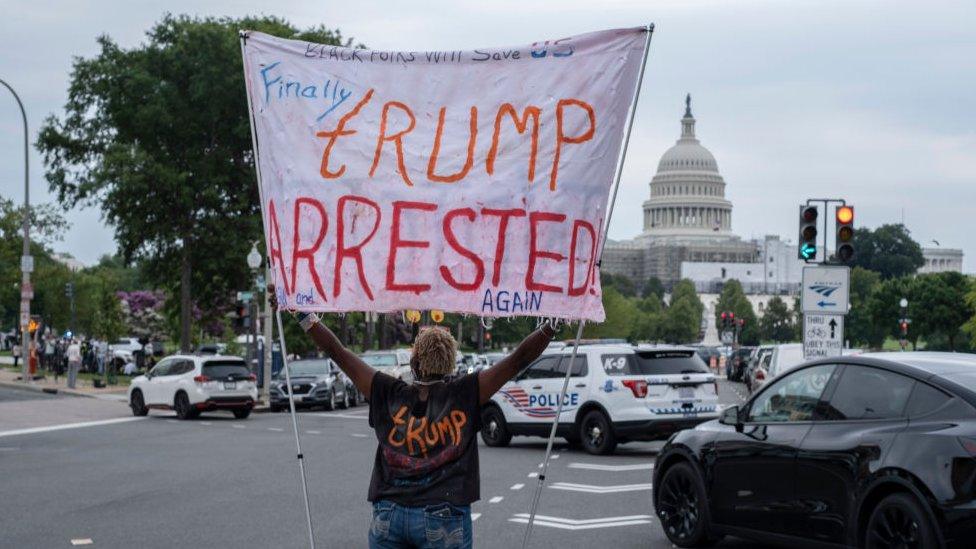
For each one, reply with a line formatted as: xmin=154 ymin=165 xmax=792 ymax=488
xmin=367 ymin=372 xmax=481 ymax=506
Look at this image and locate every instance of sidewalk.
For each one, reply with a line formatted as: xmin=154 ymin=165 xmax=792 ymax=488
xmin=0 ymin=367 xmax=129 ymax=401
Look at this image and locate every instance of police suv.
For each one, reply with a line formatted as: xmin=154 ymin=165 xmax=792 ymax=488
xmin=480 ymin=344 xmax=719 ymax=455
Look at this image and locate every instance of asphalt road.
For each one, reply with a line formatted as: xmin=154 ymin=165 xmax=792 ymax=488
xmin=0 ymin=379 xmax=774 ymax=548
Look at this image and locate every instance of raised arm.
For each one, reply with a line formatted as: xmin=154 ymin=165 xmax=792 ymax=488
xmin=269 ymin=287 xmax=376 ymax=397
xmin=478 ymin=324 xmax=556 ymax=404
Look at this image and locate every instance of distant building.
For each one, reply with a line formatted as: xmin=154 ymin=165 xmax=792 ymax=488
xmin=51 ymin=253 xmax=85 ymax=272
xmin=602 ymin=95 xmax=756 ymax=288
xmin=681 ymin=235 xmax=804 ymax=295
xmin=919 ymin=247 xmax=964 ymax=274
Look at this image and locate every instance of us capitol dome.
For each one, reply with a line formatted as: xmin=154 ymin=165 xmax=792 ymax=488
xmin=602 ymin=95 xmax=757 ymax=287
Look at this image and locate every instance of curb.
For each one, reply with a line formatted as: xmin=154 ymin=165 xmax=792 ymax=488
xmin=0 ymin=379 xmax=128 ymax=401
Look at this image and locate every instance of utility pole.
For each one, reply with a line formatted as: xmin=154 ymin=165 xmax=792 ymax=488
xmin=1 ymin=78 xmax=32 ymax=384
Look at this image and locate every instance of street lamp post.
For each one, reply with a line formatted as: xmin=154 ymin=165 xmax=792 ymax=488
xmin=899 ymin=298 xmax=909 ymax=351
xmin=1 ymin=78 xmax=32 ymax=384
xmin=246 ymin=242 xmax=262 ymax=377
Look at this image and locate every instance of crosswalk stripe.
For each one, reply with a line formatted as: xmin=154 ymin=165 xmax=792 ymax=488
xmin=567 ymin=462 xmax=653 ymax=472
xmin=550 ymin=482 xmax=652 ymax=494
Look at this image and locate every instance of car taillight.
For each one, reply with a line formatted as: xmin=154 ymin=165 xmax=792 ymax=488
xmin=193 ymin=375 xmax=210 ymax=384
xmin=248 ymin=374 xmax=257 ymax=382
xmin=755 ymin=369 xmax=766 ymax=381
xmin=959 ymin=437 xmax=976 ymax=456
xmin=621 ymin=379 xmax=648 ymax=398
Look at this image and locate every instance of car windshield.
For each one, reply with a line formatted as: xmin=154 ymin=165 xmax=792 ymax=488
xmin=203 ymin=361 xmax=249 ymax=379
xmin=285 ymin=360 xmax=331 ymax=376
xmin=361 ymin=354 xmax=397 ymax=368
xmin=603 ymin=351 xmax=709 ymax=376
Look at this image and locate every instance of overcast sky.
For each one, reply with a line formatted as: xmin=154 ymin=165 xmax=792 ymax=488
xmin=1 ymin=0 xmax=973 ymax=272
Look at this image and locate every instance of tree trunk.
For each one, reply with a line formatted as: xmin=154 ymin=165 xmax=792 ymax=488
xmin=180 ymin=247 xmax=192 ymax=352
xmin=377 ymin=314 xmax=388 ymax=349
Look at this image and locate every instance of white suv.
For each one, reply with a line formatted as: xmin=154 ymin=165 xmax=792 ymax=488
xmin=128 ymin=355 xmax=258 ymax=420
xmin=481 ymin=344 xmax=719 ymax=454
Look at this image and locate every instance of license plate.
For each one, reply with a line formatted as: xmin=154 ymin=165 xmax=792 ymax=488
xmin=223 ymin=382 xmax=236 ymax=390
xmin=679 ymin=387 xmax=695 ymax=399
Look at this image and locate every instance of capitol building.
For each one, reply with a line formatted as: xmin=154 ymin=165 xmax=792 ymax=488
xmin=602 ymin=95 xmax=767 ymax=291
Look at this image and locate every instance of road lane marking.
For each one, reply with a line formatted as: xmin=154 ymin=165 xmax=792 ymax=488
xmin=471 ymin=513 xmax=481 ymax=521
xmin=309 ymin=412 xmax=369 ymax=419
xmin=268 ymin=427 xmax=284 ymax=432
xmin=0 ymin=417 xmax=146 ymax=439
xmin=528 ymin=472 xmax=538 ymax=478
xmin=567 ymin=462 xmax=653 ymax=472
xmin=232 ymin=425 xmax=245 ymax=429
xmin=351 ymin=433 xmax=368 ymax=438
xmin=306 ymin=430 xmax=321 ymax=434
xmin=200 ymin=422 xmax=212 ymax=426
xmin=550 ymin=482 xmax=653 ymax=494
xmin=551 ymin=454 xmax=560 ymax=459
xmin=510 ymin=483 xmax=524 ymax=490
xmin=70 ymin=539 xmax=93 ymax=546
xmin=489 ymin=496 xmax=503 ymax=503
xmin=508 ymin=513 xmax=652 ymax=530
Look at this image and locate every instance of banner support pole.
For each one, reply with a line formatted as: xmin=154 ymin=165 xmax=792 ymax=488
xmin=520 ymin=23 xmax=654 ymax=549
xmin=240 ymin=32 xmax=316 ymax=549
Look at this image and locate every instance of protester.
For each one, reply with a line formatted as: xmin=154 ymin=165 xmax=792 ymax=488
xmin=11 ymin=342 xmax=20 ymax=369
xmin=66 ymin=338 xmax=82 ymax=388
xmin=270 ymin=286 xmax=555 ymax=549
xmin=44 ymin=337 xmax=55 ymax=371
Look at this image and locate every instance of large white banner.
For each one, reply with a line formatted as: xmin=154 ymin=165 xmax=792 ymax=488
xmin=241 ymin=28 xmax=647 ymax=321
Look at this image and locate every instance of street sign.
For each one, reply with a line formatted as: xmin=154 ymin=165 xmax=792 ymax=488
xmin=21 ymin=255 xmax=33 ymax=273
xmin=237 ymin=291 xmax=254 ymax=302
xmin=20 ymin=282 xmax=33 ymax=300
xmin=20 ymin=311 xmax=29 ymax=327
xmin=803 ymin=313 xmax=844 ymax=359
xmin=802 ymin=265 xmax=850 ymax=314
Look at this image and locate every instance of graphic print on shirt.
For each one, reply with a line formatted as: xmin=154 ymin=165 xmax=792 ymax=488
xmin=383 ymin=404 xmax=469 ymax=476
xmin=498 ymin=385 xmax=579 ymax=418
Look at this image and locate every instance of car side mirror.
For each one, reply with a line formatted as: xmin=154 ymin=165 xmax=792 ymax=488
xmin=720 ymin=405 xmax=743 ymax=433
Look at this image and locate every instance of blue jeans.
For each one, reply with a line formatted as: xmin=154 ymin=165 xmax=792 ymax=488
xmin=368 ymin=500 xmax=472 ymax=549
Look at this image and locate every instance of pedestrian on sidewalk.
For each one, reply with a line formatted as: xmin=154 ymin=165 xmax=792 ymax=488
xmin=44 ymin=337 xmax=55 ymax=372
xmin=67 ymin=338 xmax=82 ymax=389
xmin=270 ymin=286 xmax=556 ymax=549
xmin=12 ymin=342 xmax=20 ymax=369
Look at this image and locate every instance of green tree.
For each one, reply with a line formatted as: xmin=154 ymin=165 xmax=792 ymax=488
xmin=713 ymin=279 xmax=759 ymax=345
xmin=37 ymin=15 xmax=356 ymax=351
xmin=583 ymin=287 xmax=639 ymax=341
xmin=759 ymin=296 xmax=795 ymax=342
xmin=601 ymin=273 xmax=637 ymax=298
xmin=963 ymin=283 xmax=976 ymax=349
xmin=845 ymin=267 xmax=884 ymax=348
xmin=641 ymin=276 xmax=665 ymax=299
xmin=632 ymin=293 xmax=664 ymax=342
xmin=911 ymin=272 xmax=973 ymax=351
xmin=660 ymin=279 xmax=703 ymax=344
xmin=851 ymin=224 xmax=924 ymax=279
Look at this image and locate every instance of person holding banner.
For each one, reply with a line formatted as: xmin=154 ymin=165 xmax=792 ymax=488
xmin=271 ymin=286 xmax=555 ymax=548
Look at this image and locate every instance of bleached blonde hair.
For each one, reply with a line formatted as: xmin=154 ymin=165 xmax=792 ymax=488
xmin=412 ymin=327 xmax=457 ymax=379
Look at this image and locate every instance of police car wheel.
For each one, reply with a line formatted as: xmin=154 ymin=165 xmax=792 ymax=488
xmin=580 ymin=410 xmax=616 ymax=455
xmin=480 ymin=407 xmax=511 ymax=447
xmin=323 ymin=389 xmax=336 ymax=411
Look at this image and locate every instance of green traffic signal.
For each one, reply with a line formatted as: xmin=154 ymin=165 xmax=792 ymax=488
xmin=800 ymin=243 xmax=817 ymax=260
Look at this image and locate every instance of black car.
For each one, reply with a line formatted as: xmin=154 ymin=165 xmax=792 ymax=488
xmin=653 ymin=352 xmax=976 ymax=548
xmin=269 ymin=358 xmax=352 ymax=412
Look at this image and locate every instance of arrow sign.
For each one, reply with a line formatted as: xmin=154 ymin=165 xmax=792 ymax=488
xmin=817 ymin=300 xmax=837 ymax=308
xmin=828 ymin=318 xmax=837 ymax=338
xmin=804 ymin=314 xmax=844 ymax=359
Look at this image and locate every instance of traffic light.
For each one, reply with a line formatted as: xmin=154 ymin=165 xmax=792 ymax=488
xmin=798 ymin=205 xmax=819 ymax=260
xmin=64 ymin=282 xmax=74 ymax=298
xmin=720 ymin=311 xmax=727 ymax=329
xmin=836 ymin=205 xmax=855 ymax=263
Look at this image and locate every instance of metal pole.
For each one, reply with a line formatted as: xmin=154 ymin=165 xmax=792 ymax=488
xmin=521 ymin=24 xmax=655 ymax=549
xmin=521 ymin=320 xmax=585 ymax=549
xmin=239 ymin=33 xmax=316 ymax=548
xmin=0 ymin=78 xmax=32 ymax=384
xmin=275 ymin=310 xmax=317 ymax=549
xmin=263 ymin=264 xmax=273 ymax=403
